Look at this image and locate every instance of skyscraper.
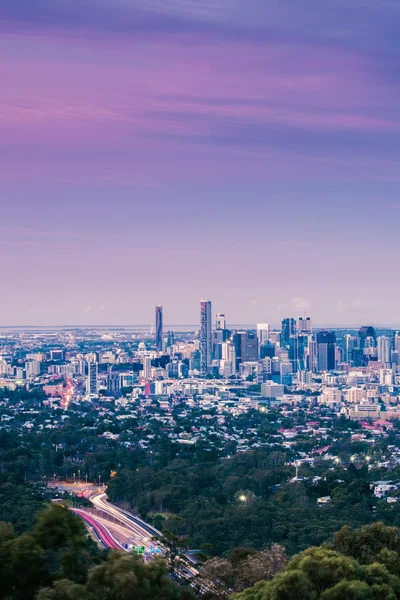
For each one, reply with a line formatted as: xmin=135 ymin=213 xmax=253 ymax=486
xmin=281 ymin=318 xmax=296 ymax=348
xmin=297 ymin=317 xmax=312 ymax=333
xmin=240 ymin=332 xmax=258 ymax=362
xmin=394 ymin=332 xmax=400 ymax=353
xmin=316 ymin=330 xmax=336 ymax=372
xmin=377 ymin=336 xmax=391 ymax=365
xmin=143 ymin=356 xmax=152 ymax=379
xmin=257 ymin=323 xmax=270 ymax=348
xmin=216 ymin=313 xmax=226 ymax=330
xmin=358 ymin=326 xmax=376 ymax=349
xmin=200 ymin=301 xmax=212 ymax=376
xmin=86 ymin=360 xmax=98 ymax=395
xmin=155 ymin=305 xmax=163 ymax=353
xmin=344 ymin=334 xmax=357 ymax=364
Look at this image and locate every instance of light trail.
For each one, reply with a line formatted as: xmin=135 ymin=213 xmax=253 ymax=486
xmin=72 ymin=508 xmax=122 ymax=550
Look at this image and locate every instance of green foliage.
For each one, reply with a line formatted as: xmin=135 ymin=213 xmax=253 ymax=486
xmin=107 ymin=450 xmax=378 ymax=556
xmin=33 ymin=504 xmax=100 ymax=583
xmin=0 ymin=505 xmax=102 ymax=600
xmin=333 ymin=522 xmax=400 ymax=576
xmin=200 ymin=545 xmax=287 ymax=593
xmin=0 ymin=504 xmax=195 ymax=600
xmin=36 ymin=552 xmax=195 ymax=600
xmin=232 ymin=546 xmax=400 ymax=600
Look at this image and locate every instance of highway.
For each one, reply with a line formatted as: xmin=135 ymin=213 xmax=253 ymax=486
xmin=71 ymin=489 xmax=216 ymax=593
xmin=72 ymin=508 xmax=122 ymax=550
xmin=89 ymin=492 xmax=202 ymax=577
xmin=90 ymin=492 xmax=159 ymax=550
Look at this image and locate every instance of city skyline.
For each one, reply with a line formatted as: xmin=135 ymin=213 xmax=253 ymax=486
xmin=2 ymin=1 xmax=400 ymax=326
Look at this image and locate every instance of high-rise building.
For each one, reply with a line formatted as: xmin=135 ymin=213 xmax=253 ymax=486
xmin=155 ymin=306 xmax=163 ymax=352
xmin=200 ymin=301 xmax=212 ymax=376
xmin=233 ymin=331 xmax=258 ymax=367
xmin=377 ymin=336 xmax=391 ymax=365
xmin=297 ymin=317 xmax=312 ymax=333
xmin=344 ymin=334 xmax=357 ymax=364
xmin=281 ymin=318 xmax=296 ymax=348
xmin=358 ymin=326 xmax=376 ymax=349
xmin=216 ymin=313 xmax=226 ymax=330
xmin=241 ymin=332 xmax=258 ymax=362
xmin=143 ymin=356 xmax=152 ymax=379
xmin=316 ymin=330 xmax=336 ymax=372
xmin=289 ymin=335 xmax=308 ymax=372
xmin=308 ymin=339 xmax=318 ymax=372
xmin=86 ymin=361 xmax=98 ymax=395
xmin=257 ymin=323 xmax=270 ymax=349
xmin=260 ymin=341 xmax=276 ymax=359
xmin=25 ymin=360 xmax=41 ymax=379
xmin=213 ymin=313 xmax=229 ymax=358
xmin=394 ymin=332 xmax=400 ymax=353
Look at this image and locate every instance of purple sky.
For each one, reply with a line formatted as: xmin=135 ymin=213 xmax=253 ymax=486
xmin=2 ymin=1 xmax=400 ymax=327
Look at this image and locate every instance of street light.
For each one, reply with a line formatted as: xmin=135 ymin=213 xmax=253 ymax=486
xmin=350 ymin=456 xmax=356 ymax=463
xmin=239 ymin=495 xmax=247 ymax=503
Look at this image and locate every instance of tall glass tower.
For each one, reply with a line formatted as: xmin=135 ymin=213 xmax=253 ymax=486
xmin=200 ymin=301 xmax=212 ymax=376
xmin=155 ymin=305 xmax=163 ymax=352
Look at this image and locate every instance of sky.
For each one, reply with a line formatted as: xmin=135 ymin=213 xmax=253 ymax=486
xmin=1 ymin=0 xmax=400 ymax=327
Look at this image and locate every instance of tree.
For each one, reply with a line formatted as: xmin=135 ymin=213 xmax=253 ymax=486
xmin=86 ymin=551 xmax=194 ymax=600
xmin=232 ymin=547 xmax=400 ymax=600
xmin=0 ymin=534 xmax=49 ymax=600
xmin=33 ymin=504 xmax=101 ymax=583
xmin=36 ymin=579 xmax=89 ymax=600
xmin=333 ymin=522 xmax=400 ymax=573
xmin=201 ymin=545 xmax=287 ymax=593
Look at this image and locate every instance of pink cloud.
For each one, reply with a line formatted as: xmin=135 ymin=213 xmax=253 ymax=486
xmin=1 ymin=34 xmax=399 ymax=185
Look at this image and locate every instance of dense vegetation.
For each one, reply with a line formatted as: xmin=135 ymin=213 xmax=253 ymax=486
xmin=5 ymin=505 xmax=400 ymax=600
xmin=3 ymin=387 xmax=400 ymax=557
xmin=108 ymin=452 xmax=387 ymax=556
xmin=0 ymin=503 xmax=194 ymax=600
xmin=234 ymin=522 xmax=400 ymax=600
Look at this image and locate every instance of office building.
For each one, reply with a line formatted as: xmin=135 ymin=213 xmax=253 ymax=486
xmin=155 ymin=305 xmax=163 ymax=353
xmin=394 ymin=332 xmax=400 ymax=353
xmin=241 ymin=332 xmax=258 ymax=362
xmin=358 ymin=326 xmax=376 ymax=349
xmin=216 ymin=313 xmax=226 ymax=330
xmin=289 ymin=335 xmax=308 ymax=372
xmin=25 ymin=360 xmax=41 ymax=379
xmin=200 ymin=301 xmax=212 ymax=376
xmin=297 ymin=317 xmax=312 ymax=333
xmin=261 ymin=382 xmax=285 ymax=398
xmin=257 ymin=323 xmax=270 ymax=348
xmin=143 ymin=356 xmax=152 ymax=379
xmin=316 ymin=330 xmax=336 ymax=372
xmin=344 ymin=335 xmax=357 ymax=364
xmin=257 ymin=358 xmax=272 ymax=383
xmin=377 ymin=336 xmax=391 ymax=365
xmin=233 ymin=332 xmax=258 ymax=367
xmin=260 ymin=341 xmax=276 ymax=359
xmin=281 ymin=318 xmax=296 ymax=348
xmin=86 ymin=360 xmax=98 ymax=395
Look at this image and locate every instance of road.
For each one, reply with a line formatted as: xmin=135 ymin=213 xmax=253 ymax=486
xmin=72 ymin=508 xmax=122 ymax=550
xmin=70 ymin=488 xmax=216 ymax=593
xmin=90 ymin=492 xmax=159 ymax=550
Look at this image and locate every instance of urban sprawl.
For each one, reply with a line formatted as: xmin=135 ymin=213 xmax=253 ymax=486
xmin=2 ymin=304 xmax=400 ymax=504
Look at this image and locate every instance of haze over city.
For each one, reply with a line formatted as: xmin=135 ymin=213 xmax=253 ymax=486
xmin=2 ymin=1 xmax=400 ymax=325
